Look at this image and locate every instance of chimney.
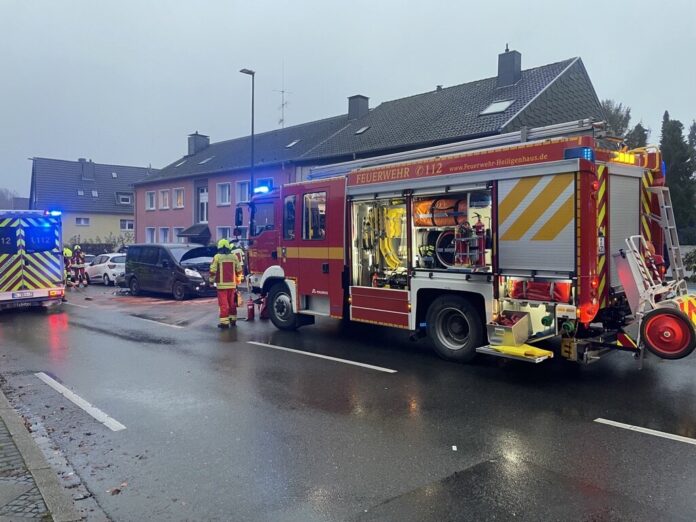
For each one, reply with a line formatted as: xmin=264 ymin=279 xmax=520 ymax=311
xmin=79 ymin=158 xmax=95 ymax=180
xmin=188 ymin=131 xmax=210 ymax=155
xmin=348 ymin=95 xmax=369 ymax=119
xmin=497 ymin=45 xmax=522 ymax=88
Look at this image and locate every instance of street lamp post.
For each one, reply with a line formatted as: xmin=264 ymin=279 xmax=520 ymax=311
xmin=240 ymin=68 xmax=255 ymax=237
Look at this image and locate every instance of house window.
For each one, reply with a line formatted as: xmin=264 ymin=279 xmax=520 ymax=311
xmin=91 ymin=190 xmax=99 ymax=197
xmin=216 ymin=226 xmax=231 ymax=240
xmin=217 ymin=183 xmax=231 ymax=206
xmin=146 ymin=191 xmax=156 ymax=210
xmin=145 ymin=227 xmax=155 ymax=243
xmin=159 ymin=227 xmax=170 ymax=243
xmin=173 ymin=188 xmax=185 ymax=209
xmin=480 ymin=99 xmax=515 ymax=115
xmin=118 ymin=193 xmax=132 ymax=205
xmin=75 ymin=217 xmax=90 ymax=226
xmin=236 ymin=181 xmax=249 ymax=203
xmin=197 ymin=186 xmax=209 ymax=223
xmin=159 ymin=190 xmax=170 ymax=209
xmin=302 ymin=192 xmax=326 ymax=240
xmin=283 ymin=195 xmax=296 ymax=240
xmin=120 ymin=219 xmax=134 ymax=231
xmin=173 ymin=227 xmax=185 ymax=243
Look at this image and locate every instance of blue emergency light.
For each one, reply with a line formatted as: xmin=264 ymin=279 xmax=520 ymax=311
xmin=563 ymin=146 xmax=595 ymax=162
xmin=253 ymin=186 xmax=270 ymax=194
xmin=44 ymin=210 xmax=62 ymax=217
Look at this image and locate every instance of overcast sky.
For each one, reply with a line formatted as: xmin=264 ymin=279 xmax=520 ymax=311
xmin=1 ymin=0 xmax=695 ymax=197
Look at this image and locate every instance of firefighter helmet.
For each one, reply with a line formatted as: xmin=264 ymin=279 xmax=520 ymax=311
xmin=217 ymin=239 xmax=230 ymax=250
xmin=74 ymin=245 xmax=81 ymax=251
xmin=63 ymin=247 xmax=73 ymax=257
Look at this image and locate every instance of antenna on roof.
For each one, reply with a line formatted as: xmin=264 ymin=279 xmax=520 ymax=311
xmin=274 ymin=61 xmax=291 ymax=128
xmin=505 ymin=43 xmax=509 ymax=52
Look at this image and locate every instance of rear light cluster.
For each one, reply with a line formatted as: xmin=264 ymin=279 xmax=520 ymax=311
xmin=108 ymin=264 xmax=116 ymax=269
xmin=49 ymin=289 xmax=64 ymax=297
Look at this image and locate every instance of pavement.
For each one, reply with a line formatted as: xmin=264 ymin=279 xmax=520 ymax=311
xmin=0 ymin=390 xmax=80 ymax=521
xmin=2 ymin=283 xmax=696 ymax=520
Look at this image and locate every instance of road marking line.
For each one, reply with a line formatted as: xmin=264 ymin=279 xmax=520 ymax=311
xmin=63 ymin=302 xmax=89 ymax=309
xmin=594 ymin=418 xmax=696 ymax=446
xmin=247 ymin=341 xmax=397 ymax=373
xmin=131 ymin=316 xmax=184 ymax=329
xmin=35 ymin=372 xmax=126 ymax=432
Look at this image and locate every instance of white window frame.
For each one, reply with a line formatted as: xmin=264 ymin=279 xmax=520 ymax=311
xmin=145 ymin=227 xmax=155 ymax=243
xmin=217 ymin=182 xmax=231 ymax=206
xmin=120 ymin=219 xmax=134 ymax=231
xmin=197 ymin=186 xmax=209 ymax=223
xmin=216 ymin=226 xmax=232 ymax=240
xmin=236 ymin=180 xmax=250 ymax=203
xmin=146 ymin=191 xmax=156 ymax=210
xmin=159 ymin=227 xmax=170 ymax=243
xmin=173 ymin=188 xmax=185 ymax=209
xmin=159 ymin=189 xmax=170 ymax=210
xmin=118 ymin=193 xmax=132 ymax=205
xmin=91 ymin=190 xmax=99 ymax=197
xmin=75 ymin=217 xmax=90 ymax=226
xmin=173 ymin=227 xmax=186 ymax=243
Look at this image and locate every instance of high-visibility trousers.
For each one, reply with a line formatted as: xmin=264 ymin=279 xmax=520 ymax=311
xmin=217 ymin=288 xmax=237 ymax=324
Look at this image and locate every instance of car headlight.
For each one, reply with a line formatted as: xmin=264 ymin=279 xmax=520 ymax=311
xmin=184 ymin=268 xmax=201 ymax=278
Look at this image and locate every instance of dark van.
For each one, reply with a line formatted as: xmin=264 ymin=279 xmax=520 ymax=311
xmin=125 ymin=243 xmax=216 ymax=300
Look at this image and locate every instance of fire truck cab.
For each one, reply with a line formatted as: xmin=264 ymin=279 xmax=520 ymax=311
xmin=245 ymin=120 xmax=696 ymax=366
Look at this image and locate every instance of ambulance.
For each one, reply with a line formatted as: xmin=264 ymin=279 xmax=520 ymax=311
xmin=243 ymin=120 xmax=696 ymax=366
xmin=0 ymin=210 xmax=65 ymax=310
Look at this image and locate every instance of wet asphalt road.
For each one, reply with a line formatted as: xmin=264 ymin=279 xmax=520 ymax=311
xmin=2 ymin=286 xmax=696 ymax=520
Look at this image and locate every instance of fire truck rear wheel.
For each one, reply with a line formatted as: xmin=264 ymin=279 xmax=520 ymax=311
xmin=268 ymin=283 xmax=298 ymax=331
xmin=640 ymin=308 xmax=696 ymax=360
xmin=426 ymin=295 xmax=483 ymax=362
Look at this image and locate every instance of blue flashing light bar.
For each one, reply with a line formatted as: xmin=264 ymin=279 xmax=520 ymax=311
xmin=45 ymin=210 xmax=62 ymax=217
xmin=253 ymin=186 xmax=270 ymax=194
xmin=564 ymin=146 xmax=595 ymax=162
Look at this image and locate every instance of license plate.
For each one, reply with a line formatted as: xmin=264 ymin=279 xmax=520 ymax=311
xmin=12 ymin=291 xmax=33 ymax=299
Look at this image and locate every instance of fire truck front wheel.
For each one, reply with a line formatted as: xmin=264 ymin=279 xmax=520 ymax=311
xmin=268 ymin=283 xmax=298 ymax=331
xmin=427 ymin=295 xmax=483 ymax=362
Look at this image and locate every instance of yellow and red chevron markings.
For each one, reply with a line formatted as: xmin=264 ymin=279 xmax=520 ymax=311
xmin=596 ymin=165 xmax=608 ymax=308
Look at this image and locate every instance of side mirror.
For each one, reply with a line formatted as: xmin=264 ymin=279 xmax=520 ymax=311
xmin=235 ymin=207 xmax=243 ymax=227
xmin=161 ymin=259 xmax=169 ymax=269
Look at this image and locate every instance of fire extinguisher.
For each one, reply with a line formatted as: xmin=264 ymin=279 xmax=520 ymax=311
xmin=246 ymin=295 xmax=255 ymax=321
xmin=473 ymin=213 xmax=486 ymax=267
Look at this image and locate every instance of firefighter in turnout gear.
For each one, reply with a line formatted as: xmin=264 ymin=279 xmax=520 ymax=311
xmin=209 ymin=239 xmax=243 ymax=328
xmin=62 ymin=247 xmax=73 ymax=301
xmin=71 ymin=245 xmax=88 ymax=287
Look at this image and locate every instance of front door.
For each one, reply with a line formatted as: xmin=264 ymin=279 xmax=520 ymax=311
xmin=295 ymin=178 xmax=345 ymax=317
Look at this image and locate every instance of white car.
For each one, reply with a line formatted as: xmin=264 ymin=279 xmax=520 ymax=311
xmin=85 ymin=253 xmax=126 ymax=286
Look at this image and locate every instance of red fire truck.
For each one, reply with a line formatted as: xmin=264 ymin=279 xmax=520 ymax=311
xmin=242 ymin=120 xmax=696 ymax=365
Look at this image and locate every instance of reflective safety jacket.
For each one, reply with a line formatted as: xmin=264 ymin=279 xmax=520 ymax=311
xmin=72 ymin=250 xmax=85 ymax=269
xmin=210 ymin=252 xmax=243 ymax=290
xmin=230 ymin=247 xmax=245 ymax=284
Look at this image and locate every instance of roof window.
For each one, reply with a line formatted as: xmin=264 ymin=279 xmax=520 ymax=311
xmin=198 ymin=156 xmax=214 ymax=165
xmin=91 ymin=190 xmax=99 ymax=197
xmin=479 ymin=99 xmax=515 ymax=115
xmin=112 ymin=172 xmax=118 ymax=178
xmin=354 ymin=126 xmax=370 ymax=135
xmin=285 ymin=139 xmax=301 ymax=148
xmin=175 ymin=159 xmax=187 ymax=168
xmin=77 ymin=189 xmax=84 ymax=196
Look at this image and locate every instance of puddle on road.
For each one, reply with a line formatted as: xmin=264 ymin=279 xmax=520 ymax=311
xmin=70 ymin=321 xmax=176 ymax=345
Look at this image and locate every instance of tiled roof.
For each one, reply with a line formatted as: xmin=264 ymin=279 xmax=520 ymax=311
xmin=30 ymin=158 xmax=155 ymax=214
xmin=144 ymin=56 xmax=601 ymax=184
xmin=143 ymin=115 xmax=351 ymax=183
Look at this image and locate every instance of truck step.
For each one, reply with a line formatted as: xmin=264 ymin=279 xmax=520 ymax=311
xmin=476 ymin=344 xmax=554 ymax=363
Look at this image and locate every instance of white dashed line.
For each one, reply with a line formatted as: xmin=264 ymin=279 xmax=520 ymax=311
xmin=594 ymin=418 xmax=696 ymax=446
xmin=247 ymin=341 xmax=397 ymax=373
xmin=35 ymin=372 xmax=126 ymax=432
